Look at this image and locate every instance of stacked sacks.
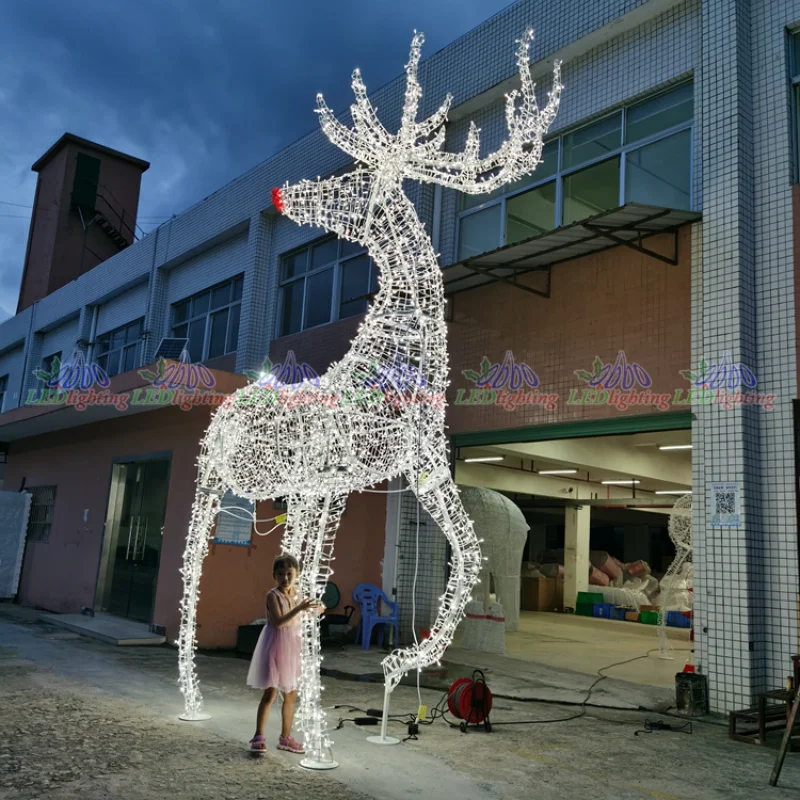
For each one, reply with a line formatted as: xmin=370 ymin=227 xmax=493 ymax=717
xmin=521 ymin=561 xmax=545 ymax=579
xmin=482 ymin=602 xmax=506 ymax=655
xmin=460 ymin=600 xmax=486 ymax=650
xmin=590 ymin=551 xmax=624 ymax=585
xmin=589 ymin=566 xmax=610 ymax=586
xmin=537 ymin=549 xmax=672 ymax=610
xmin=538 ymin=563 xmax=564 ymax=579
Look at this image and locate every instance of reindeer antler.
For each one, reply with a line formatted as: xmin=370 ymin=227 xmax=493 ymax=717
xmin=313 ymin=28 xmax=561 ymax=190
xmin=406 ymin=29 xmax=562 ymax=192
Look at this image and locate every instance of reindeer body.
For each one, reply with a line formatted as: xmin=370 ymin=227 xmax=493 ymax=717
xmin=205 ymin=187 xmax=445 ymax=500
xmin=177 ymin=30 xmax=561 ymax=767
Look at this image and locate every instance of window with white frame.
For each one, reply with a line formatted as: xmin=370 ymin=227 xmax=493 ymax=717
xmin=278 ymin=238 xmax=378 ymax=336
xmin=171 ymin=275 xmax=243 ymax=363
xmin=456 ymin=81 xmax=694 ymax=261
xmin=94 ymin=318 xmax=143 ymax=377
xmin=791 ymin=31 xmax=800 ymax=181
xmin=41 ymin=352 xmax=61 ymax=376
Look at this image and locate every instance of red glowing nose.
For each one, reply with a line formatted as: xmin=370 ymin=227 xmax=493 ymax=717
xmin=271 ymin=187 xmax=284 ymax=213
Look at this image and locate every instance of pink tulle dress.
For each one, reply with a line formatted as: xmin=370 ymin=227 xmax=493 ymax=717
xmin=246 ymin=587 xmax=301 ymax=693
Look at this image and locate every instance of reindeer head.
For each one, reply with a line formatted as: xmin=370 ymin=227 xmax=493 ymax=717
xmin=272 ymin=29 xmax=561 ymax=227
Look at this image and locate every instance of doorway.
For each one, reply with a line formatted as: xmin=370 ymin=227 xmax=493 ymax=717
xmin=95 ymin=457 xmax=171 ymax=622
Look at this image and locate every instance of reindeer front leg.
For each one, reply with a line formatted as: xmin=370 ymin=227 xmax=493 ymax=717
xmin=272 ymin=171 xmax=373 ymax=244
xmin=280 ymin=493 xmax=347 ymax=769
xmin=177 ymin=453 xmax=225 ymax=721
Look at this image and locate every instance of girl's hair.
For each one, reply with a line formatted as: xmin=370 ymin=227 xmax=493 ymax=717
xmin=273 ymin=553 xmax=300 ymax=576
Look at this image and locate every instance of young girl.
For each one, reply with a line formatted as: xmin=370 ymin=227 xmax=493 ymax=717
xmin=247 ymin=553 xmax=321 ymax=754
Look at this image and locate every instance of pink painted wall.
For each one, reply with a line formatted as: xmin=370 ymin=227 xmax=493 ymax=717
xmin=197 ymin=489 xmax=386 ymax=648
xmin=9 ymin=403 xmax=386 ymax=648
xmin=9 ymin=406 xmax=210 ymax=640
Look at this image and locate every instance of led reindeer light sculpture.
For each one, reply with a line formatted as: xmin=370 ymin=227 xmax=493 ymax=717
xmin=177 ymin=29 xmax=561 ymax=769
xmin=658 ymin=493 xmax=692 ymax=659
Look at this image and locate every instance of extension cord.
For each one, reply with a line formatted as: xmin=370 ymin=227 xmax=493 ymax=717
xmin=366 ymin=708 xmax=384 ymax=718
xmin=353 ymin=717 xmax=379 ymax=726
xmin=408 ymin=721 xmax=419 ymax=736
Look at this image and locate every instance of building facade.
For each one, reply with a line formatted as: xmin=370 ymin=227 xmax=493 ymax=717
xmin=1 ymin=0 xmax=800 ymax=713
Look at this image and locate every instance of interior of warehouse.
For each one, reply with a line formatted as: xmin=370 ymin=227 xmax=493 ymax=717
xmin=449 ymin=427 xmax=694 ymax=685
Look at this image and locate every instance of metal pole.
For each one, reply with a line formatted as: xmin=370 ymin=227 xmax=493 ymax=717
xmin=366 ymin=684 xmax=401 ymax=745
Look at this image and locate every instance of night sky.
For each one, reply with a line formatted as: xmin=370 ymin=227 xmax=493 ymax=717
xmin=0 ymin=0 xmax=513 ymax=320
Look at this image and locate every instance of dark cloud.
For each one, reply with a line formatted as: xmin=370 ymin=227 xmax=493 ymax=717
xmin=0 ymin=0 xmax=512 ymax=320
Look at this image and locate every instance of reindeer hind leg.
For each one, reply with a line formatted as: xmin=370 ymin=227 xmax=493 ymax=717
xmin=177 ymin=462 xmax=225 ymax=720
xmin=383 ymin=458 xmax=480 ymax=690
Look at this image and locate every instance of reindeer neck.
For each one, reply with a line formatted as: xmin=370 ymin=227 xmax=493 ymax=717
xmin=363 ymin=188 xmax=444 ymax=323
xmin=336 ymin=188 xmax=447 ymax=385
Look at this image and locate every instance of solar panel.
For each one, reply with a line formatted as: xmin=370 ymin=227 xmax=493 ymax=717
xmin=154 ymin=337 xmax=189 ymax=360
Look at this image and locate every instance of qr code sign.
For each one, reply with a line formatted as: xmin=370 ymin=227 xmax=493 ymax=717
xmin=715 ymin=492 xmax=736 ymax=516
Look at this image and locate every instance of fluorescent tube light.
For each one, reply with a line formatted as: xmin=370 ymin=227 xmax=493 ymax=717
xmin=463 ymin=456 xmax=505 ymax=463
xmin=537 ymin=469 xmax=578 ymax=475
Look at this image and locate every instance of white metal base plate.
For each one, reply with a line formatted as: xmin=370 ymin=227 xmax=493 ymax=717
xmin=179 ymin=713 xmax=211 ymax=721
xmin=300 ymin=758 xmax=339 ymax=770
xmin=366 ymin=735 xmax=401 ymax=745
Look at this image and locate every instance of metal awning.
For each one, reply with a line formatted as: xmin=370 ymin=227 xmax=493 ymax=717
xmin=442 ymin=203 xmax=701 ymax=297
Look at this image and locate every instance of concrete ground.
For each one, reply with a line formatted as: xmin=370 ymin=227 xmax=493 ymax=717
xmin=1 ymin=603 xmax=799 ymax=800
xmin=495 ymin=611 xmax=693 ymax=689
xmin=321 ymin=610 xmax=691 ymax=710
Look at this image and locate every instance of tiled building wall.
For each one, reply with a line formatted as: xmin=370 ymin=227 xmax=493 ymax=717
xmin=39 ymin=319 xmax=80 ymax=367
xmin=165 ymin=232 xmax=248 ymax=306
xmin=22 ymin=318 xmax=81 ymax=401
xmin=750 ymin=2 xmax=800 ymax=696
xmin=236 ymin=213 xmax=275 ymax=374
xmin=439 ymin=0 xmax=699 ymax=264
xmin=0 ymin=346 xmax=25 ymax=410
xmin=394 ymin=483 xmax=448 ymax=643
xmin=691 ymin=0 xmax=800 ymax=711
xmin=95 ymin=282 xmax=149 ymax=335
xmin=693 ymin=0 xmax=761 ymax=713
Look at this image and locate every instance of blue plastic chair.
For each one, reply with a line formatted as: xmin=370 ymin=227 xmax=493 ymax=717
xmin=353 ymin=583 xmax=399 ymax=650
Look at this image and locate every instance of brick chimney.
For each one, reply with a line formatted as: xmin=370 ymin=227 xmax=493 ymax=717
xmin=16 ymin=133 xmax=150 ymax=313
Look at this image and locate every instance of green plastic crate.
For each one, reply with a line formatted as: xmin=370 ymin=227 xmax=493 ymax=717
xmin=640 ymin=610 xmax=659 ymax=625
xmin=577 ymin=592 xmax=604 ymax=606
xmin=575 ymin=602 xmax=594 ymax=617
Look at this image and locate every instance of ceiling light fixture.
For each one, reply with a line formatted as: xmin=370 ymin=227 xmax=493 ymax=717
xmin=537 ymin=469 xmax=578 ymax=475
xmin=658 ymin=445 xmax=693 ymax=451
xmin=464 ymin=456 xmax=505 ymax=463
xmin=601 ymin=480 xmax=641 ymax=485
xmin=655 ymin=490 xmax=692 ymax=495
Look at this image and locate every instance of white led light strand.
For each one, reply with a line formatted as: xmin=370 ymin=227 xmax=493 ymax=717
xmin=658 ymin=493 xmax=692 ymax=660
xmin=177 ymin=28 xmax=561 ymax=768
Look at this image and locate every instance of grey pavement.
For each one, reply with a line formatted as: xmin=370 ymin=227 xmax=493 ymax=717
xmin=2 ymin=603 xmax=800 ymax=800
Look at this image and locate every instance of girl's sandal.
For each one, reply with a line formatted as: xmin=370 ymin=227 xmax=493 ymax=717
xmin=277 ymin=736 xmax=305 ymax=754
xmin=249 ymin=734 xmax=267 ymax=755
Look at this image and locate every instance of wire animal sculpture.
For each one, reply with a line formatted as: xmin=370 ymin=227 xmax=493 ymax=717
xmin=177 ymin=28 xmax=561 ymax=768
xmin=658 ymin=493 xmax=692 ymax=659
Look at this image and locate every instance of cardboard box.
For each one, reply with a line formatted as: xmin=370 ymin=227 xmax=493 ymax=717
xmin=520 ymin=576 xmax=564 ymax=612
xmin=625 ymin=611 xmax=640 ymax=623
